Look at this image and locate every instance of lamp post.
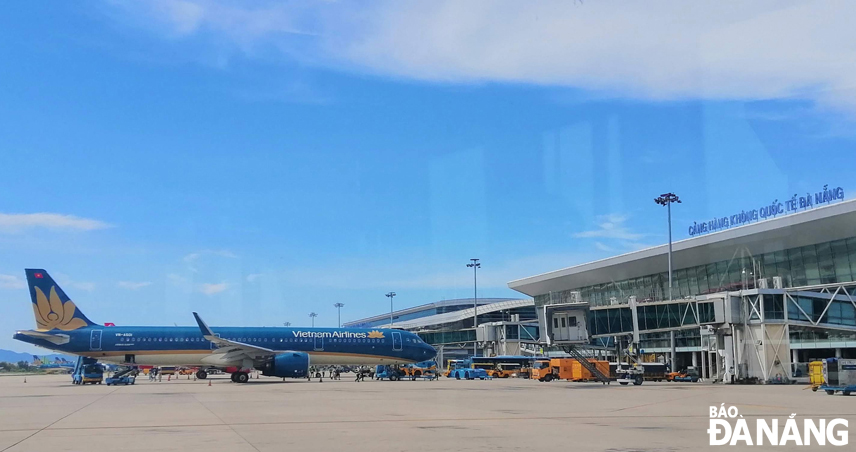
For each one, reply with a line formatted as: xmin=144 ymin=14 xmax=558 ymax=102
xmin=467 ymin=258 xmax=481 ymax=357
xmin=385 ymin=292 xmax=396 ymax=327
xmin=283 ymin=322 xmax=291 ymax=327
xmin=654 ymin=193 xmax=681 ymax=301
xmin=334 ymin=303 xmax=344 ymax=328
xmin=309 ymin=312 xmax=317 ymax=327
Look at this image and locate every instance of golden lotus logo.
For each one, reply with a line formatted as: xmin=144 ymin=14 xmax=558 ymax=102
xmin=367 ymin=330 xmax=385 ymax=339
xmin=33 ymin=286 xmax=88 ymax=331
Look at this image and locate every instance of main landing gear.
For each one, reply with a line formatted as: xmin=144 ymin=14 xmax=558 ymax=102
xmin=230 ymin=372 xmax=250 ymax=383
xmin=196 ymin=370 xmax=208 ymax=380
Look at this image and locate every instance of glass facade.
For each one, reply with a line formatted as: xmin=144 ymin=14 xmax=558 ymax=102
xmin=588 ymin=300 xmax=717 ymax=336
xmin=639 ymin=330 xmax=702 ymax=349
xmin=535 ymin=237 xmax=856 ymax=308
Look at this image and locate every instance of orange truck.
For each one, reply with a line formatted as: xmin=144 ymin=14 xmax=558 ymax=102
xmin=531 ymin=358 xmax=610 ymax=382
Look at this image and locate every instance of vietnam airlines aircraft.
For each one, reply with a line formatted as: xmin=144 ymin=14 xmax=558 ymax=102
xmin=13 ymin=269 xmax=436 ymax=383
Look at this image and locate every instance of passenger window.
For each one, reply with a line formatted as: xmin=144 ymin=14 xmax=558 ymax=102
xmin=553 ymin=318 xmax=559 ymax=328
xmin=561 ymin=317 xmax=566 ymax=328
xmin=568 ymin=317 xmax=577 ymax=327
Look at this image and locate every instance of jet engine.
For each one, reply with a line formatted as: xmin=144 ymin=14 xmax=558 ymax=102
xmin=260 ymin=352 xmax=309 ymax=378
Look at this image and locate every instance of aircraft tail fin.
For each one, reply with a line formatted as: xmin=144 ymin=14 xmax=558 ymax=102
xmin=25 ymin=269 xmax=95 ymax=331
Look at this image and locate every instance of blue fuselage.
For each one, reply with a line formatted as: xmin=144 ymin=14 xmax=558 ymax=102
xmin=14 ymin=326 xmax=435 ymax=367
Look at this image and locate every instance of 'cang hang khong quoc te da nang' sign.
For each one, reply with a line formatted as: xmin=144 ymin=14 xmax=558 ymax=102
xmin=688 ymin=185 xmax=845 ymax=237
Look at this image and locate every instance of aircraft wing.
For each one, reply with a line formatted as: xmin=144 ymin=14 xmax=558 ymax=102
xmin=192 ymin=312 xmax=274 ymax=360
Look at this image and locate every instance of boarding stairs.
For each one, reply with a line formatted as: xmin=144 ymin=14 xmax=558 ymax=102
xmin=562 ymin=344 xmax=611 ymax=383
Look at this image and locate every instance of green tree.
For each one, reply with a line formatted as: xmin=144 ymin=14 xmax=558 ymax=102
xmin=16 ymin=361 xmax=30 ymax=371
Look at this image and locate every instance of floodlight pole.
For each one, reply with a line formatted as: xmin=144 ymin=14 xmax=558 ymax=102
xmin=467 ymin=258 xmax=481 ymax=357
xmin=385 ymin=292 xmax=396 ymax=327
xmin=334 ymin=303 xmax=344 ymax=328
xmin=309 ymin=312 xmax=317 ymax=327
xmin=655 ymin=193 xmax=681 ymax=301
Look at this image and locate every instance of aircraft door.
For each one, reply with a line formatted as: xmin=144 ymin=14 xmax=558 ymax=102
xmin=314 ymin=335 xmax=324 ymax=351
xmin=89 ymin=330 xmax=102 ymax=351
xmin=392 ymin=332 xmax=402 ymax=351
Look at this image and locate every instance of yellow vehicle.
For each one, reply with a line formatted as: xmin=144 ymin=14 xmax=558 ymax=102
xmin=531 ymin=360 xmax=553 ymax=381
xmin=402 ymin=361 xmax=436 ymax=378
xmin=809 ymin=360 xmax=824 ymax=392
xmin=531 ymin=358 xmax=610 ymax=382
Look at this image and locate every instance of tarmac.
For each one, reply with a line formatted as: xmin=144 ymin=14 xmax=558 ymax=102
xmin=0 ymin=374 xmax=854 ymax=452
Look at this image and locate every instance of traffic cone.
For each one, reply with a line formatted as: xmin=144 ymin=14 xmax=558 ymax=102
xmin=208 ymin=380 xmax=212 ymax=387
xmin=23 ymin=377 xmax=27 ymax=383
xmin=167 ymin=375 xmax=171 ymax=381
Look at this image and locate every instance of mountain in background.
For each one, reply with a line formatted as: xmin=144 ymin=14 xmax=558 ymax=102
xmin=0 ymin=349 xmax=73 ymax=363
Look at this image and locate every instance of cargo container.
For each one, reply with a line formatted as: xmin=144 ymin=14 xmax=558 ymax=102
xmin=820 ymin=358 xmax=856 ymax=396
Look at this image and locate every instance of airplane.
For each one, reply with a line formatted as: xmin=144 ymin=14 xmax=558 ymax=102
xmin=13 ymin=269 xmax=436 ymax=383
xmin=33 ymin=355 xmax=74 ymax=373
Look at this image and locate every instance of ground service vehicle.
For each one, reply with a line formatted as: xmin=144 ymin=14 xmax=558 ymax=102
xmin=639 ymin=363 xmax=667 ymax=381
xmin=72 ymin=357 xmax=103 ymax=385
xmin=449 ymin=367 xmax=489 ymax=380
xmin=667 ymin=368 xmax=700 ymax=382
xmin=820 ymin=358 xmax=856 ymax=396
xmin=809 ymin=360 xmax=824 ymax=391
xmin=531 ymin=358 xmax=610 ymax=382
xmin=614 ymin=364 xmax=645 ymax=385
xmin=444 ymin=360 xmax=489 ymax=380
xmin=375 ymin=365 xmax=406 ymax=381
xmin=444 ymin=360 xmax=464 ymax=377
xmin=470 ymin=356 xmax=537 ymax=378
xmin=105 ymin=374 xmax=136 ymax=385
xmin=403 ymin=360 xmax=436 ymax=378
xmin=531 ymin=360 xmax=553 ymax=381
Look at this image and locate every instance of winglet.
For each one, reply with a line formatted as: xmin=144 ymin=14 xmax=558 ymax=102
xmin=192 ymin=312 xmax=215 ymax=337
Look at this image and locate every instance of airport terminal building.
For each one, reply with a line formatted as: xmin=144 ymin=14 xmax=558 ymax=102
xmin=345 ymin=298 xmax=540 ymax=363
xmin=509 ymin=195 xmax=856 ymax=382
xmin=348 ymin=194 xmax=856 ymax=383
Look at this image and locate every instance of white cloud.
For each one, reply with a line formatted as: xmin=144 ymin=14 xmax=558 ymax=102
xmin=53 ymin=273 xmax=96 ymax=292
xmin=182 ymin=249 xmax=239 ymax=272
xmin=0 ymin=213 xmax=112 ymax=233
xmin=112 ymin=0 xmax=856 ymax=114
xmin=71 ymin=282 xmax=96 ymax=292
xmin=246 ymin=273 xmax=263 ymax=282
xmin=183 ymin=249 xmax=238 ymax=262
xmin=594 ymin=242 xmax=615 ymax=253
xmin=573 ymin=214 xmax=644 ymax=241
xmin=117 ymin=281 xmax=153 ymax=290
xmin=0 ymin=274 xmax=26 ymax=289
xmin=199 ymin=282 xmax=228 ymax=295
xmin=167 ymin=273 xmax=187 ymax=285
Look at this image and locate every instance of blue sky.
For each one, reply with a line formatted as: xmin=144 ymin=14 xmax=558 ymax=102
xmin=2 ymin=1 xmax=855 ymax=352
